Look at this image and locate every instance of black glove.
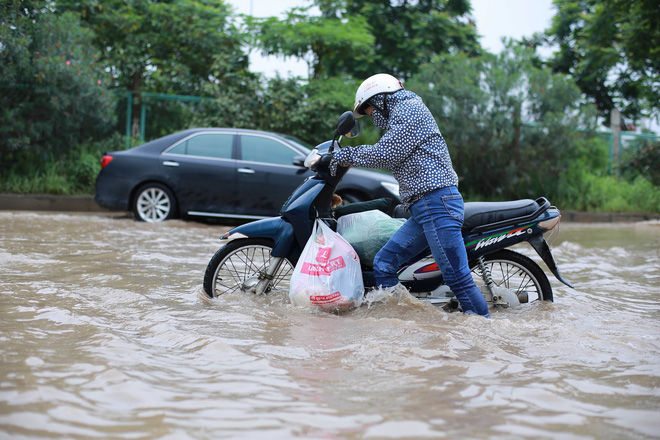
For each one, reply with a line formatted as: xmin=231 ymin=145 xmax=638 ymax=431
xmin=318 ymin=153 xmax=334 ymax=168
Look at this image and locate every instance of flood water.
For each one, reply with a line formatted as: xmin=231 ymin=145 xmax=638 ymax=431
xmin=1 ymin=211 xmax=659 ymax=439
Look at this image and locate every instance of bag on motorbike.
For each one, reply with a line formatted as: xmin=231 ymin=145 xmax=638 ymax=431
xmin=337 ymin=209 xmax=406 ymax=267
xmin=289 ymin=219 xmax=364 ymax=312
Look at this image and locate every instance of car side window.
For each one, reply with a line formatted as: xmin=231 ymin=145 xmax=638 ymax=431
xmin=240 ymin=135 xmax=299 ymax=166
xmin=167 ymin=133 xmax=233 ymax=159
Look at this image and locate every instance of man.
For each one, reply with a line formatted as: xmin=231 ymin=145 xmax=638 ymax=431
xmin=330 ymin=73 xmax=490 ymax=317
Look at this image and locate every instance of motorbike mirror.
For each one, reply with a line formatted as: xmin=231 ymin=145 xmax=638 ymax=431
xmin=344 ymin=120 xmax=360 ymax=138
xmin=334 ymin=111 xmax=359 ymax=139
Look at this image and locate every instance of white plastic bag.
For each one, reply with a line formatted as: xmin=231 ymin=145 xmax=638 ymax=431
xmin=289 ymin=219 xmax=364 ymax=312
xmin=337 ymin=210 xmax=406 ymax=267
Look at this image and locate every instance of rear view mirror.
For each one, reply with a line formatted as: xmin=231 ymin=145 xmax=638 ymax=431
xmin=334 ymin=111 xmax=360 ymax=139
xmin=344 ymin=120 xmax=360 ymax=138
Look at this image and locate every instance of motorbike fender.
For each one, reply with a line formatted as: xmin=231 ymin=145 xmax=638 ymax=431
xmin=222 ymin=217 xmax=295 ymax=258
xmin=528 ymin=235 xmax=574 ymax=288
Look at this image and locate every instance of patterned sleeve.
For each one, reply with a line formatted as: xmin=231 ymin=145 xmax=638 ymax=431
xmin=331 ymin=110 xmax=421 ymax=172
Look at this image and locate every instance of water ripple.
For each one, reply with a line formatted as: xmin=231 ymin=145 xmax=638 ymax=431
xmin=1 ymin=214 xmax=659 ymax=439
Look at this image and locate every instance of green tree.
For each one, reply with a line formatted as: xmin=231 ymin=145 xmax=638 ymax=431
xmin=545 ymin=0 xmax=660 ymax=125
xmin=620 ymin=136 xmax=660 ymax=186
xmin=192 ymin=74 xmax=357 ymax=146
xmin=191 ymin=67 xmax=263 ymax=131
xmin=56 ymin=0 xmax=249 ymax=136
xmin=248 ymin=8 xmax=375 ymax=79
xmin=0 ymin=5 xmax=115 ymax=164
xmin=292 ymin=76 xmax=359 ymax=142
xmin=330 ymin=0 xmax=481 ymax=79
xmin=409 ymin=44 xmax=598 ymax=200
xmin=250 ymin=0 xmax=480 ymax=80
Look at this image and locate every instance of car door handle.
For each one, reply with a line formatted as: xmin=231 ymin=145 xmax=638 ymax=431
xmin=237 ymin=168 xmax=255 ymax=174
xmin=163 ymin=161 xmax=180 ymax=167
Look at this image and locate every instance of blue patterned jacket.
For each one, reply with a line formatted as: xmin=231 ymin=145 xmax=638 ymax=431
xmin=331 ymin=90 xmax=459 ymax=209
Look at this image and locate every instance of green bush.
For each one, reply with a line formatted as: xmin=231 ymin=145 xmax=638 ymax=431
xmin=409 ymin=44 xmax=599 ymax=202
xmin=0 ymin=134 xmax=124 ymax=195
xmin=552 ymin=134 xmax=660 ymax=213
xmin=621 ymin=138 xmax=660 ymax=186
xmin=0 ymin=9 xmax=116 ymax=164
xmin=192 ymin=74 xmax=358 ymax=146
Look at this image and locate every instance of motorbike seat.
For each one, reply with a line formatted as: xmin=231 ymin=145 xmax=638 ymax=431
xmin=392 ymin=198 xmax=547 ymax=233
xmin=463 ymin=199 xmax=539 ymax=230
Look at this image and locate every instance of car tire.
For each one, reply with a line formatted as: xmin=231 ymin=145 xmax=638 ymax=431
xmin=132 ymin=183 xmax=178 ymax=223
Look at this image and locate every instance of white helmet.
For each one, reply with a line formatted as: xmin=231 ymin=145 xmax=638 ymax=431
xmin=353 ymin=73 xmax=403 ymax=118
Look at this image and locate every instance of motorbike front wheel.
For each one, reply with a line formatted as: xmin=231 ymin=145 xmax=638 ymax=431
xmin=470 ymin=249 xmax=553 ymax=303
xmin=203 ymin=238 xmax=294 ymax=298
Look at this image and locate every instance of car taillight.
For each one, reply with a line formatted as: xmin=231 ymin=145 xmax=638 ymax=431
xmin=101 ymin=155 xmax=114 ymax=168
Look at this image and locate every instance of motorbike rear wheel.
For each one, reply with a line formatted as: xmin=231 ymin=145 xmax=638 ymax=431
xmin=203 ymin=238 xmax=294 ymax=298
xmin=470 ymin=249 xmax=553 ymax=303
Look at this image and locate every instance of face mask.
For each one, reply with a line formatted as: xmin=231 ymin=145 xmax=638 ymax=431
xmin=372 ymin=107 xmax=389 ymax=130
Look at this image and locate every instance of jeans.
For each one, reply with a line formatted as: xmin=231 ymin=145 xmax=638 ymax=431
xmin=373 ymin=186 xmax=491 ymax=317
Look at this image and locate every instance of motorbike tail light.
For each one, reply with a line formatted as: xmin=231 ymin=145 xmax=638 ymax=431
xmin=100 ymin=155 xmax=114 ymax=168
xmin=539 ymin=215 xmax=560 ymax=231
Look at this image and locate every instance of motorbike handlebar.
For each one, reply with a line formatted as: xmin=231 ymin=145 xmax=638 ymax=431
xmin=317 ymin=153 xmax=334 ymax=169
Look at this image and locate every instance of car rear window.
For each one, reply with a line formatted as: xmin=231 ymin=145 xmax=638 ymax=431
xmin=167 ymin=133 xmax=233 ymax=159
xmin=240 ymin=135 xmax=299 ymax=166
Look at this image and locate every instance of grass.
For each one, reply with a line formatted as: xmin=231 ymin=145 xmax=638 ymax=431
xmin=0 ymin=135 xmax=124 ymax=196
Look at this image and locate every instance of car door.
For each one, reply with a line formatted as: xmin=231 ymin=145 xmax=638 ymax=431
xmin=160 ymin=132 xmax=238 ymax=216
xmin=235 ymin=134 xmax=311 ymax=217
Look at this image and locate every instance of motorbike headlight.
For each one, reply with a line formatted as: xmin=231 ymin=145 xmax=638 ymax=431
xmin=381 ymin=181 xmax=400 ymax=197
xmin=304 ymin=148 xmax=321 ymax=168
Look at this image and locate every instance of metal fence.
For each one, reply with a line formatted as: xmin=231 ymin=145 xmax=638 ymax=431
xmin=115 ymin=91 xmax=214 ymax=148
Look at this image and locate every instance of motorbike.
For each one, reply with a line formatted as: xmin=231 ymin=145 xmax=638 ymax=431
xmin=203 ymin=111 xmax=573 ymax=311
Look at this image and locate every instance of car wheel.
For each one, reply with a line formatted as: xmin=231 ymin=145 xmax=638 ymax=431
xmin=132 ymin=183 xmax=177 ymax=223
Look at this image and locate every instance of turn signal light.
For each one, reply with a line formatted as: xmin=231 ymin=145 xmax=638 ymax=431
xmin=100 ymin=155 xmax=114 ymax=168
xmin=539 ymin=215 xmax=560 ymax=231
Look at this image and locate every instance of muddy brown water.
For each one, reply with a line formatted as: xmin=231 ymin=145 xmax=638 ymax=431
xmin=1 ymin=211 xmax=659 ymax=439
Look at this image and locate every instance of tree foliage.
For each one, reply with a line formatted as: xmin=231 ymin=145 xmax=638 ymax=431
xmin=621 ymin=137 xmax=660 ymax=187
xmin=251 ymin=0 xmax=479 ymax=80
xmin=56 ymin=0 xmax=249 ymax=135
xmin=249 ymin=9 xmax=374 ymax=79
xmin=330 ymin=0 xmax=480 ymax=79
xmin=545 ymin=0 xmax=660 ymax=124
xmin=0 ymin=4 xmax=115 ymax=164
xmin=192 ymin=74 xmax=357 ymax=145
xmin=409 ymin=44 xmax=599 ymax=200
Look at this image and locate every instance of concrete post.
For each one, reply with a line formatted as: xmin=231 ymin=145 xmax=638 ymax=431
xmin=610 ymin=108 xmax=621 ymax=176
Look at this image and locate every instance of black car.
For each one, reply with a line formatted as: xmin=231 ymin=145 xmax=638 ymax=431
xmin=95 ymin=128 xmax=400 ymax=222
